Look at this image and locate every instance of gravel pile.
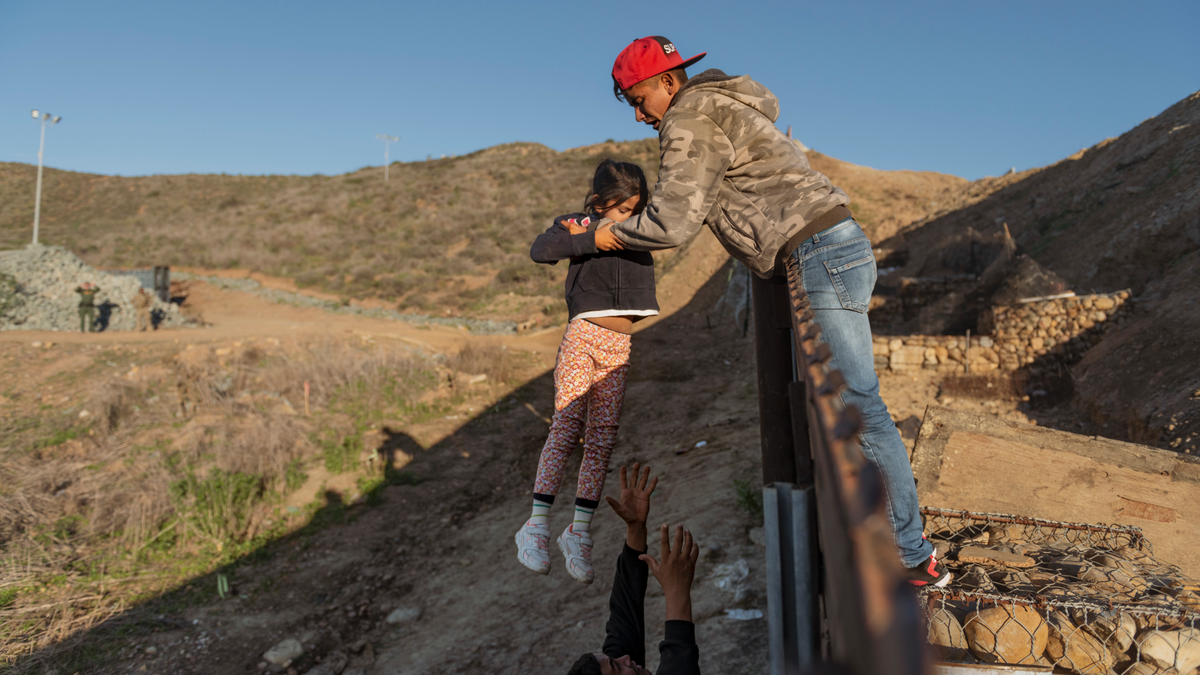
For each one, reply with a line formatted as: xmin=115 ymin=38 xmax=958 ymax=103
xmin=0 ymin=244 xmax=190 ymax=332
xmin=173 ymin=271 xmax=518 ymax=335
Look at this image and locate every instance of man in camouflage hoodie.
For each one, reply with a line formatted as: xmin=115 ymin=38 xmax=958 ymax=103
xmin=586 ymin=36 xmax=949 ymax=587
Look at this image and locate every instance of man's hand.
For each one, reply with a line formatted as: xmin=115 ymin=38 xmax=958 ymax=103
xmin=594 ymin=222 xmax=627 ymax=251
xmin=606 ymin=463 xmax=657 ymax=552
xmin=639 ymin=525 xmax=699 ymax=623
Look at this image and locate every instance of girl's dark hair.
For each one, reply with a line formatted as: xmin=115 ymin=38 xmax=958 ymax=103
xmin=584 ymin=159 xmax=647 ymax=216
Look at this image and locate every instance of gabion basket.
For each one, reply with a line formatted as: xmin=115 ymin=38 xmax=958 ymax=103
xmin=918 ymin=507 xmax=1200 ymax=674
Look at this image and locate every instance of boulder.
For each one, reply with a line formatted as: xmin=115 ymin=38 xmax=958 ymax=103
xmin=1136 ymin=628 xmax=1200 ymax=673
xmin=1070 ymin=609 xmax=1136 ymax=653
xmin=964 ymin=604 xmax=1048 ymax=664
xmin=927 ymin=608 xmax=970 ymax=659
xmin=1046 ymin=611 xmax=1113 ymax=674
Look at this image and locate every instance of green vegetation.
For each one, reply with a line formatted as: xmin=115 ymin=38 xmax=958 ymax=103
xmin=170 ymin=470 xmax=264 ymax=545
xmin=734 ymin=477 xmax=764 ymax=522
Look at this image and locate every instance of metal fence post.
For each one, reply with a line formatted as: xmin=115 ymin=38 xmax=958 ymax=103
xmin=764 ymin=483 xmax=818 ymax=674
xmin=753 ymin=273 xmax=800 ymax=485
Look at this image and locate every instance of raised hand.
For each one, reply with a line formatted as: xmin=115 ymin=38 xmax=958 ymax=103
xmin=639 ymin=524 xmax=699 ymax=622
xmin=605 ymin=463 xmax=658 ymax=527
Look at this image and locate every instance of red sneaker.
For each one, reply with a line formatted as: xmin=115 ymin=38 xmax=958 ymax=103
xmin=906 ymin=554 xmax=952 ymax=587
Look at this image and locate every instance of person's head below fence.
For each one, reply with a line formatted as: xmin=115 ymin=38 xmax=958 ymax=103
xmin=611 ymin=36 xmax=704 ymax=130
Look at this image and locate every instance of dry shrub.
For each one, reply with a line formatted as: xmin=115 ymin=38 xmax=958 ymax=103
xmin=88 ymin=379 xmax=139 ymax=433
xmin=177 ymin=413 xmax=310 ymax=486
xmin=446 ymin=343 xmax=515 ymax=384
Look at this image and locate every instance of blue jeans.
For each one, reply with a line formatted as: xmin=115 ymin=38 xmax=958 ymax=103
xmin=792 ymin=218 xmax=932 ymax=567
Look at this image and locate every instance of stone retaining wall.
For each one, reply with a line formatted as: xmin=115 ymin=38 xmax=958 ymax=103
xmin=873 ymin=291 xmax=1132 ymax=374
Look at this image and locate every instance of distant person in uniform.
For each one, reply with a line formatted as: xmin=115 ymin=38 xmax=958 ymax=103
xmin=75 ymin=282 xmax=99 ymax=333
xmin=133 ymin=288 xmax=152 ymax=331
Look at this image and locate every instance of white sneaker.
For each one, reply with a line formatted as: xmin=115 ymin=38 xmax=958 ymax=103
xmin=515 ymin=519 xmax=551 ymax=575
xmin=557 ymin=524 xmax=594 ymax=584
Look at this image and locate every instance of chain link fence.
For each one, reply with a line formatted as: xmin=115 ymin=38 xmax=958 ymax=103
xmin=918 ymin=507 xmax=1200 ymax=673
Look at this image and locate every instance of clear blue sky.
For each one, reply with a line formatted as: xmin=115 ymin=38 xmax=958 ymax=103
xmin=2 ymin=0 xmax=1197 ymax=180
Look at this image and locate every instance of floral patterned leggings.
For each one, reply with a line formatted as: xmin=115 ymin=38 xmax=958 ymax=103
xmin=533 ymin=320 xmax=631 ymax=502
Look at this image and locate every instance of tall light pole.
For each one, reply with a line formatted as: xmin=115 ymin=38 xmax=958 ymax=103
xmin=376 ymin=134 xmax=399 ymax=182
xmin=30 ymin=110 xmax=62 ymax=246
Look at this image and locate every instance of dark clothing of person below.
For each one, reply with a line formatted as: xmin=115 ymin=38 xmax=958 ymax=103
xmin=79 ymin=306 xmax=94 ymax=333
xmin=603 ymin=544 xmax=700 ymax=674
xmin=530 ymin=213 xmax=659 ymax=322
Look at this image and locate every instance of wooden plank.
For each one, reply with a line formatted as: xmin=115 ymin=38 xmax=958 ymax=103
xmin=912 ymin=406 xmax=1200 ymax=578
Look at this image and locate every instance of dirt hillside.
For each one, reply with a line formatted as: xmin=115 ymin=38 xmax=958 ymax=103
xmin=890 ymin=91 xmax=1200 ymax=453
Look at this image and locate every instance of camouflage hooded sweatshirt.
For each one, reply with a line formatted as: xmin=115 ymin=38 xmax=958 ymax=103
xmin=610 ymin=69 xmax=851 ymax=278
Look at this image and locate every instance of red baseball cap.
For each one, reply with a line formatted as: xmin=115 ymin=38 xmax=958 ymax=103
xmin=612 ymin=36 xmax=706 ymax=91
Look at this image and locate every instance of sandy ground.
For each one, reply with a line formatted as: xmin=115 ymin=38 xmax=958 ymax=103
xmin=3 ymin=228 xmax=1076 ymax=675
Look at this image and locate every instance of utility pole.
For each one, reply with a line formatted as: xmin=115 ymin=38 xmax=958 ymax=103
xmin=376 ymin=134 xmax=399 ymax=182
xmin=30 ymin=110 xmax=62 ymax=245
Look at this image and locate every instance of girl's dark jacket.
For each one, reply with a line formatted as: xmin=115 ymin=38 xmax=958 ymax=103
xmin=530 ymin=213 xmax=659 ymax=322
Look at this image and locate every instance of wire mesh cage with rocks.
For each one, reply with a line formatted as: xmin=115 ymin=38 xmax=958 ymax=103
xmin=0 ymin=244 xmax=191 ymax=332
xmin=918 ymin=507 xmax=1200 ymax=673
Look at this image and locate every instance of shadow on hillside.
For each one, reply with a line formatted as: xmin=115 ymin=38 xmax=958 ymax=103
xmin=21 ymin=253 xmax=738 ymax=675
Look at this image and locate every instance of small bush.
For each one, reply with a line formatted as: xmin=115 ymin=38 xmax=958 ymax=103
xmin=170 ymin=470 xmax=264 ymax=545
xmin=322 ymin=435 xmax=357 ymax=474
xmin=734 ymin=478 xmax=764 ymax=522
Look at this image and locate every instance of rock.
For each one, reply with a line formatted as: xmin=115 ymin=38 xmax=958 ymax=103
xmin=1136 ymin=628 xmax=1200 ymax=672
xmin=979 ymin=336 xmax=994 ymax=348
xmin=302 ymin=651 xmax=349 ymax=675
xmin=144 ymin=646 xmax=157 ymax=655
xmin=958 ymin=546 xmax=1036 ymax=568
xmin=264 ymin=638 xmax=304 ymax=666
xmin=964 ymin=604 xmax=1048 ymax=664
xmin=0 ymin=244 xmax=190 ymax=332
xmin=1072 ymin=610 xmax=1136 ymax=653
xmin=888 ymin=338 xmax=903 ymax=353
xmin=890 ymin=345 xmax=925 ymax=371
xmin=386 ymin=606 xmax=422 ymax=624
xmin=1046 ymin=611 xmax=1113 ymax=674
xmin=1094 ymin=296 xmax=1116 ymax=310
xmin=927 ymin=608 xmax=970 ymax=659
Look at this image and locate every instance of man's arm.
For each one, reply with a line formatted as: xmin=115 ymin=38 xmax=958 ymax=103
xmin=601 ymin=465 xmax=658 ymax=665
xmin=529 ymin=216 xmax=599 ymax=264
xmin=640 ymin=525 xmax=701 ymax=675
xmin=608 ymin=109 xmax=735 ymax=251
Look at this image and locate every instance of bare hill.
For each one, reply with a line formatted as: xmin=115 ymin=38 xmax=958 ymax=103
xmin=890 ymin=91 xmax=1200 ymax=454
xmin=0 ymin=139 xmax=969 ymax=326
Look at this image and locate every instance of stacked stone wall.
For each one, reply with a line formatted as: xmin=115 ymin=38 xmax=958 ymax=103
xmin=873 ymin=291 xmax=1132 ymax=374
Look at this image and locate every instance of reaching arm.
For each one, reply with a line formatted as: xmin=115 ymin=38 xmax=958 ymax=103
xmin=640 ymin=525 xmax=701 ymax=675
xmin=601 ymin=464 xmax=659 ymax=665
xmin=610 ymin=109 xmax=735 ymax=251
xmin=529 ymin=216 xmax=599 ymax=264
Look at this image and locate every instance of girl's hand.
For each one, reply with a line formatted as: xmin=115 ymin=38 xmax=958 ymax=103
xmin=605 ymin=463 xmax=658 ymax=527
xmin=564 ymin=217 xmax=590 ymax=235
xmin=594 ymin=222 xmax=627 ymax=251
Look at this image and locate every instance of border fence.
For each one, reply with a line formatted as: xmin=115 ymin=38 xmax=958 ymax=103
xmin=752 ymin=261 xmax=1199 ymax=674
xmin=753 ymin=257 xmax=927 ymax=675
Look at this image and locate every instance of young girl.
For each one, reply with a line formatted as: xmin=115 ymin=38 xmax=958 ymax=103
xmin=515 ymin=159 xmax=658 ymax=584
